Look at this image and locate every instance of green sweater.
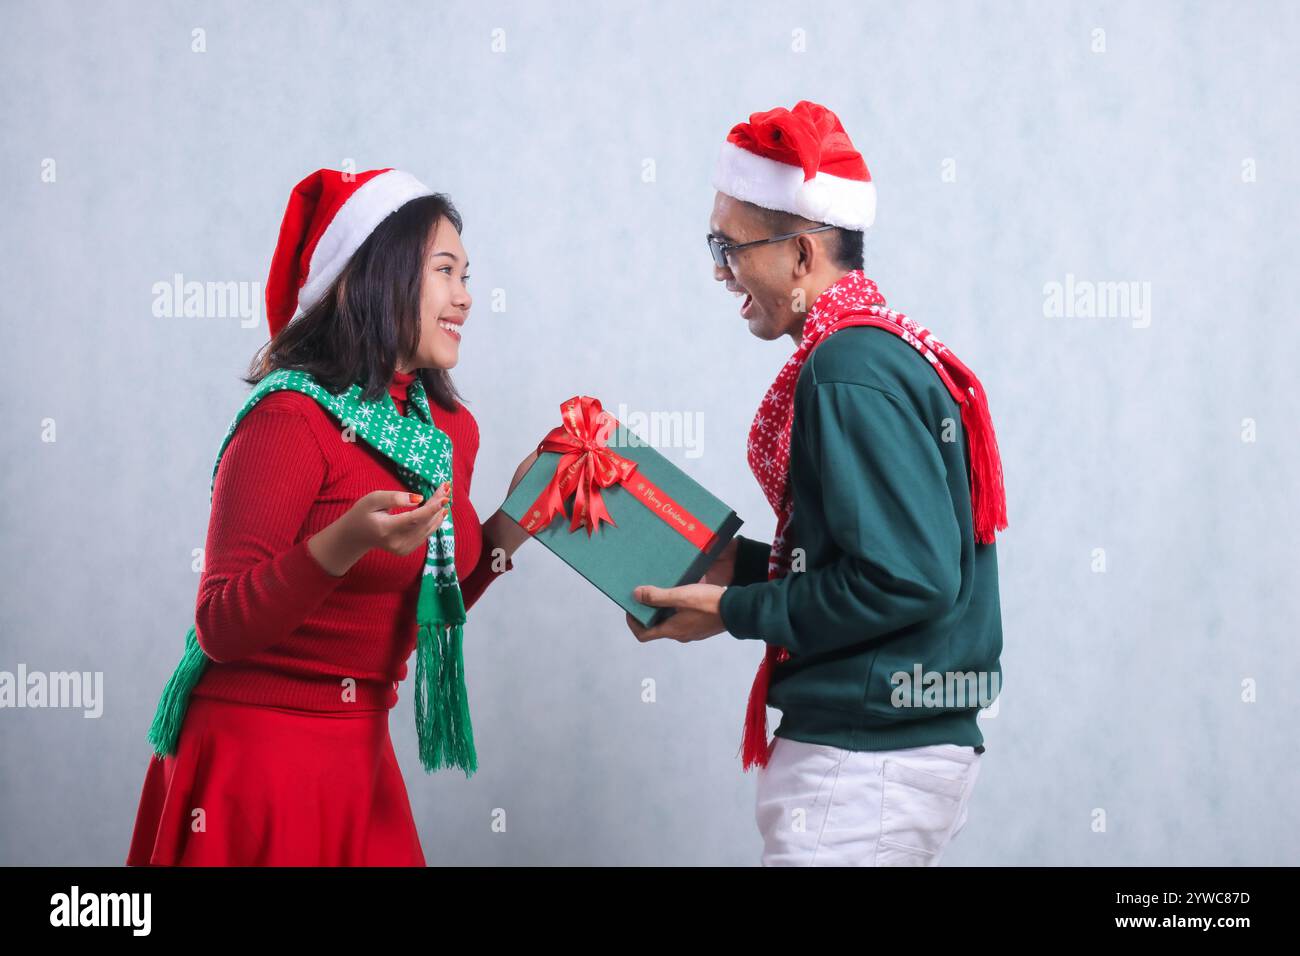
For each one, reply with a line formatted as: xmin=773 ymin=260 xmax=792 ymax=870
xmin=719 ymin=325 xmax=1003 ymax=752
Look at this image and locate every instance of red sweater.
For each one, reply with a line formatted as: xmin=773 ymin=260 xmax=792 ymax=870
xmin=189 ymin=369 xmax=511 ymax=713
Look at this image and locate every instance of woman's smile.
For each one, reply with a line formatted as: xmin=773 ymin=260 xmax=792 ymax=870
xmin=437 ymin=315 xmax=463 ymax=341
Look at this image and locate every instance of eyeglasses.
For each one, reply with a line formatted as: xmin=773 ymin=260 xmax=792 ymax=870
xmin=707 ymin=224 xmax=837 ymax=269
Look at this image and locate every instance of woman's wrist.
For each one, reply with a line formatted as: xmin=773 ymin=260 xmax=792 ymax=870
xmin=484 ymin=508 xmax=529 ymax=561
xmin=307 ymin=516 xmax=370 ymax=577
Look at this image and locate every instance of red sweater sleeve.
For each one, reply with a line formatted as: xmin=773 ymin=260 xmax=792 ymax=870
xmin=436 ymin=399 xmax=513 ymax=612
xmin=460 ymin=546 xmax=513 ymax=611
xmin=194 ymin=397 xmax=346 ymax=663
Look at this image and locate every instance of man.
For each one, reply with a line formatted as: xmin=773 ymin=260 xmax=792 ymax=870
xmin=626 ymin=100 xmax=1008 ymax=866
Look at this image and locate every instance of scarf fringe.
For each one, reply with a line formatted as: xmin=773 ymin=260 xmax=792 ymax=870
xmin=960 ymin=380 xmax=1009 ymax=545
xmin=146 ymin=625 xmax=209 ymax=759
xmin=740 ymin=648 xmax=776 ymax=770
xmin=415 ymin=620 xmax=477 ymax=777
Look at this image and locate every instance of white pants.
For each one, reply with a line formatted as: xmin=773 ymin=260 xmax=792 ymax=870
xmin=754 ymin=736 xmax=983 ymax=866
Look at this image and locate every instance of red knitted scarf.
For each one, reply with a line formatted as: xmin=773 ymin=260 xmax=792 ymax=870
xmin=740 ymin=269 xmax=1008 ymax=770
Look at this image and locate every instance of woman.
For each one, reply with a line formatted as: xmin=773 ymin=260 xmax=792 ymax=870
xmin=126 ymin=167 xmax=535 ymax=866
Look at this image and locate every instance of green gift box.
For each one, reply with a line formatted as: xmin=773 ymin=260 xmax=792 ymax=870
xmin=502 ymin=396 xmax=743 ymax=626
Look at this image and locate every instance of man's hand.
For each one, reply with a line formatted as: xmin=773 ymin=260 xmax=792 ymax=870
xmin=700 ymin=536 xmax=738 ymax=586
xmin=625 ymin=583 xmax=727 ymax=643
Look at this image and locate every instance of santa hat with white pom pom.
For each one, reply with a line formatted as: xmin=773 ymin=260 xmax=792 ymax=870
xmin=265 ymin=167 xmax=435 ymax=337
xmin=711 ymin=99 xmax=875 ymax=230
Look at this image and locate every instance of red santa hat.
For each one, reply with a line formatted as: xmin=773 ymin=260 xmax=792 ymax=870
xmin=265 ymin=167 xmax=434 ymax=337
xmin=711 ymin=100 xmax=875 ymax=231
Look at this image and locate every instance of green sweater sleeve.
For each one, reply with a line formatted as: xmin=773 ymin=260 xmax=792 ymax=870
xmin=719 ymin=381 xmax=962 ymax=655
xmin=731 ymin=535 xmax=773 ymax=586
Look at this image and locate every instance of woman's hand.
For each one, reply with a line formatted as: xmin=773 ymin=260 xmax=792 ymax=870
xmin=479 ymin=449 xmax=542 ymax=563
xmin=508 ymin=449 xmax=540 ymax=494
xmin=307 ymin=483 xmax=450 ymax=577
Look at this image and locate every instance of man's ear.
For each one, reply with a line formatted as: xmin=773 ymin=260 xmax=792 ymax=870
xmin=792 ymin=233 xmax=817 ymax=278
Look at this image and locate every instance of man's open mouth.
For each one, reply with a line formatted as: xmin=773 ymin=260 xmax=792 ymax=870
xmin=731 ymin=286 xmax=754 ymax=319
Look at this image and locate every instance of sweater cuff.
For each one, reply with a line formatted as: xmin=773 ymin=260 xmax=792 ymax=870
xmin=719 ymin=582 xmax=765 ymax=641
xmin=732 ymin=535 xmax=772 ymax=587
xmin=459 ymin=549 xmax=514 ymax=612
xmin=286 ymin=536 xmax=351 ymax=594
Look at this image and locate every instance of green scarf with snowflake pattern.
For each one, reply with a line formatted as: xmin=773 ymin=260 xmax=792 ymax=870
xmin=146 ymin=367 xmax=476 ymax=776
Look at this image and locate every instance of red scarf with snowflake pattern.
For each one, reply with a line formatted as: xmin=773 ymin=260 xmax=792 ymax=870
xmin=740 ymin=270 xmax=1008 ymax=769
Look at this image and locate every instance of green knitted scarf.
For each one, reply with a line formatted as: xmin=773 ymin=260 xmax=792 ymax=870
xmin=146 ymin=368 xmax=476 ymax=776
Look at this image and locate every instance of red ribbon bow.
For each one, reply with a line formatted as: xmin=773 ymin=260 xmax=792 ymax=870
xmin=533 ymin=396 xmax=638 ymax=536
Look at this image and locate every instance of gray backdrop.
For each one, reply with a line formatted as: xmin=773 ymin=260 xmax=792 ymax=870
xmin=2 ymin=0 xmax=1296 ymax=866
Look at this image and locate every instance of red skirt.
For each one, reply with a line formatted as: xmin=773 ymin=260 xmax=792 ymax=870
xmin=126 ymin=695 xmax=426 ymax=866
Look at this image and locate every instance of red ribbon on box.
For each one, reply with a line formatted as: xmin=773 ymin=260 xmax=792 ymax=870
xmin=519 ymin=396 xmax=716 ymax=552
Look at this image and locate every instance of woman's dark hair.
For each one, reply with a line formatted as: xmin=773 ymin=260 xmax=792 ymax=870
xmin=246 ymin=193 xmax=465 ymax=412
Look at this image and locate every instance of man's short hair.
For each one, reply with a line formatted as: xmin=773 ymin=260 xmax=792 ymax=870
xmin=752 ymin=203 xmax=865 ymax=272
